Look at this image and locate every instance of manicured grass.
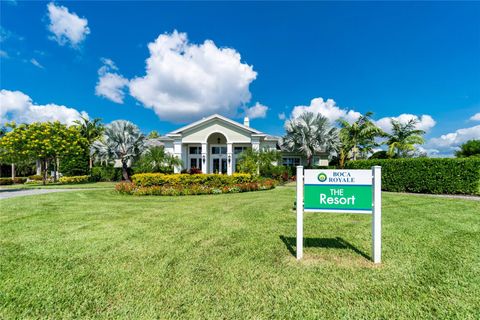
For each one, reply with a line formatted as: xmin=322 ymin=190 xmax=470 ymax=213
xmin=0 ymin=181 xmax=116 ymax=190
xmin=1 ymin=186 xmax=479 ymax=319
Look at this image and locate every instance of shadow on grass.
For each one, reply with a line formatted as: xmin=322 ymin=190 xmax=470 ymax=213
xmin=279 ymin=235 xmax=371 ymax=260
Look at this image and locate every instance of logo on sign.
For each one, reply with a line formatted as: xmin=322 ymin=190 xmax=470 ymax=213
xmin=317 ymin=172 xmax=327 ymax=182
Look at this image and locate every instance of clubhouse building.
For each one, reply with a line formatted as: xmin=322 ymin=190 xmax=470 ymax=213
xmin=159 ymin=114 xmax=329 ymax=174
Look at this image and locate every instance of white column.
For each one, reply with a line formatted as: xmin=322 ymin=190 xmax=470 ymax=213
xmin=372 ymin=166 xmax=382 ymax=264
xmin=251 ymin=137 xmax=260 ymax=151
xmin=173 ymin=139 xmax=183 ymax=173
xmin=296 ymin=166 xmax=304 ymax=260
xmin=227 ymin=143 xmax=233 ymax=175
xmin=201 ymin=143 xmax=207 ymax=173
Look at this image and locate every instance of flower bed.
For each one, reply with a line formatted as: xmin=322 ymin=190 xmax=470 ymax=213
xmin=115 ymin=178 xmax=277 ymax=196
xmin=131 ymin=173 xmax=255 ymax=187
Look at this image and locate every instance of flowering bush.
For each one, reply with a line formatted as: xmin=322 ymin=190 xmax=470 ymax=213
xmin=59 ymin=175 xmax=90 ymax=184
xmin=132 ymin=173 xmax=255 ymax=187
xmin=115 ymin=178 xmax=277 ymax=196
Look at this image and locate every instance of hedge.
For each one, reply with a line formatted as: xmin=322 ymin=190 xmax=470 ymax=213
xmin=59 ymin=175 xmax=90 ymax=184
xmin=345 ymin=158 xmax=480 ymax=195
xmin=0 ymin=177 xmax=27 ymax=185
xmin=131 ymin=173 xmax=255 ymax=187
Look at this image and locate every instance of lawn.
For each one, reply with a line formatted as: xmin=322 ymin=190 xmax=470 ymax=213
xmin=1 ymin=186 xmax=479 ymax=319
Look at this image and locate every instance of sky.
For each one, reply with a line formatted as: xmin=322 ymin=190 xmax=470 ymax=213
xmin=1 ymin=1 xmax=479 ymax=156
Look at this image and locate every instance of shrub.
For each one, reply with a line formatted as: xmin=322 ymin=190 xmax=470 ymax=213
xmin=131 ymin=173 xmax=255 ymax=187
xmin=115 ymin=178 xmax=277 ymax=196
xmin=345 ymin=158 xmax=480 ymax=195
xmin=59 ymin=175 xmax=90 ymax=184
xmin=13 ymin=177 xmax=27 ymax=184
xmin=28 ymin=175 xmax=43 ymax=181
xmin=0 ymin=178 xmax=13 ymax=185
xmin=91 ymin=166 xmax=124 ymax=182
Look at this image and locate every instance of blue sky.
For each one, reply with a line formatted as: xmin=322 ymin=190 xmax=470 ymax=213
xmin=1 ymin=1 xmax=479 ymax=155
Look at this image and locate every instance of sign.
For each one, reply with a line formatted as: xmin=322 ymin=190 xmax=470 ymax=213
xmin=304 ymin=169 xmax=372 ymax=213
xmin=296 ymin=166 xmax=382 ymax=264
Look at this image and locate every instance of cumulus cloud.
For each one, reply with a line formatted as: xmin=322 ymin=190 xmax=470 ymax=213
xmin=289 ymin=97 xmax=361 ymax=124
xmin=47 ymin=2 xmax=90 ymax=48
xmin=95 ymin=58 xmax=129 ymax=103
xmin=127 ymin=30 xmax=257 ymax=122
xmin=375 ymin=114 xmax=436 ymax=133
xmin=426 ymin=125 xmax=480 ymax=155
xmin=0 ymin=89 xmax=88 ymax=125
xmin=470 ymin=113 xmax=480 ymax=121
xmin=245 ymin=102 xmax=268 ymax=119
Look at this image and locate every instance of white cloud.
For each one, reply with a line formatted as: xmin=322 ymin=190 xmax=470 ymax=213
xmin=0 ymin=50 xmax=8 ymax=58
xmin=425 ymin=125 xmax=480 ymax=156
xmin=95 ymin=58 xmax=129 ymax=104
xmin=245 ymin=102 xmax=268 ymax=119
xmin=128 ymin=30 xmax=257 ymax=122
xmin=375 ymin=114 xmax=436 ymax=133
xmin=30 ymin=58 xmax=44 ymax=69
xmin=0 ymin=89 xmax=88 ymax=125
xmin=290 ymin=97 xmax=361 ymax=124
xmin=278 ymin=112 xmax=286 ymax=120
xmin=47 ymin=2 xmax=90 ymax=48
xmin=470 ymin=113 xmax=480 ymax=121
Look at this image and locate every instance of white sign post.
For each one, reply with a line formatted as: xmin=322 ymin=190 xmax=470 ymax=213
xmin=296 ymin=165 xmax=382 ymax=264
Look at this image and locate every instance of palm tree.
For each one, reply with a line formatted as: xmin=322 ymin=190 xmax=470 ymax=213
xmin=73 ymin=116 xmax=104 ymax=170
xmin=385 ymin=119 xmax=425 ymax=158
xmin=337 ymin=111 xmax=384 ymax=166
xmin=135 ymin=146 xmax=182 ymax=173
xmin=91 ymin=120 xmax=146 ymax=182
xmin=283 ymin=112 xmax=339 ymax=168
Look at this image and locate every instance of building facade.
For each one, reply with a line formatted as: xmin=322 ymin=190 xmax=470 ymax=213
xmin=160 ymin=114 xmax=329 ymax=175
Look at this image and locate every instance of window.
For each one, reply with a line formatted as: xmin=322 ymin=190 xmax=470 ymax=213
xmin=282 ymin=157 xmax=301 ymax=167
xmin=189 ymin=146 xmax=201 ymax=154
xmin=234 ymin=146 xmax=248 ymax=155
xmin=212 ymin=146 xmax=227 ymax=154
xmin=190 ymin=158 xmax=202 ymax=170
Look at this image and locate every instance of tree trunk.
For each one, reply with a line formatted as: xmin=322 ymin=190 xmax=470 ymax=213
xmin=42 ymin=159 xmax=47 ymax=185
xmin=122 ymin=161 xmax=130 ymax=182
xmin=307 ymin=155 xmax=312 ymax=168
xmin=89 ymin=156 xmax=93 ymax=170
xmin=11 ymin=163 xmax=15 ymax=179
xmin=53 ymin=157 xmax=58 ymax=182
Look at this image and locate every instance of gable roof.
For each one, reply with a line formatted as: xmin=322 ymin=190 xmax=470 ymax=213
xmin=167 ymin=114 xmax=263 ymax=136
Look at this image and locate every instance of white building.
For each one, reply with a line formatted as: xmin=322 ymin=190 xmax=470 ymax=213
xmin=159 ymin=114 xmax=329 ymax=175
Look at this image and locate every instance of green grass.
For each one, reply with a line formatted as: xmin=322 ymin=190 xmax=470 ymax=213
xmin=0 ymin=181 xmax=116 ymax=190
xmin=1 ymin=186 xmax=479 ymax=319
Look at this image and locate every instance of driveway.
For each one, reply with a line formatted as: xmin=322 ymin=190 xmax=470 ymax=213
xmin=0 ymin=188 xmax=84 ymax=200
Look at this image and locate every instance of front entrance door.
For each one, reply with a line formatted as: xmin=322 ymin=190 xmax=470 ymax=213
xmin=210 ymin=145 xmax=227 ymax=174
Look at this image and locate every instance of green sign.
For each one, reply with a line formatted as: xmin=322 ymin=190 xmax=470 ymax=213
xmin=303 ymin=169 xmax=373 ymax=213
xmin=304 ymin=185 xmax=372 ymax=212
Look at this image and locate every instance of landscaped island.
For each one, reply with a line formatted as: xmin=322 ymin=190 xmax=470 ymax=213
xmin=115 ymin=173 xmax=277 ymax=196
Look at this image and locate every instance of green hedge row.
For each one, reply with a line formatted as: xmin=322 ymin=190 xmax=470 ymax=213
xmin=132 ymin=173 xmax=255 ymax=187
xmin=345 ymin=158 xmax=480 ymax=195
xmin=59 ymin=175 xmax=90 ymax=184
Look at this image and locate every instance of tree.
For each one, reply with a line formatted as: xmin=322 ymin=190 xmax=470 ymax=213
xmin=455 ymin=140 xmax=480 ymax=158
xmin=0 ymin=122 xmax=87 ymax=184
xmin=236 ymin=148 xmax=281 ymax=176
xmin=282 ymin=112 xmax=339 ymax=168
xmin=337 ymin=112 xmax=384 ymax=167
xmin=134 ymin=146 xmax=182 ymax=174
xmin=91 ymin=120 xmax=146 ymax=182
xmin=385 ymin=119 xmax=425 ymax=158
xmin=147 ymin=130 xmax=160 ymax=139
xmin=73 ymin=116 xmax=104 ymax=170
